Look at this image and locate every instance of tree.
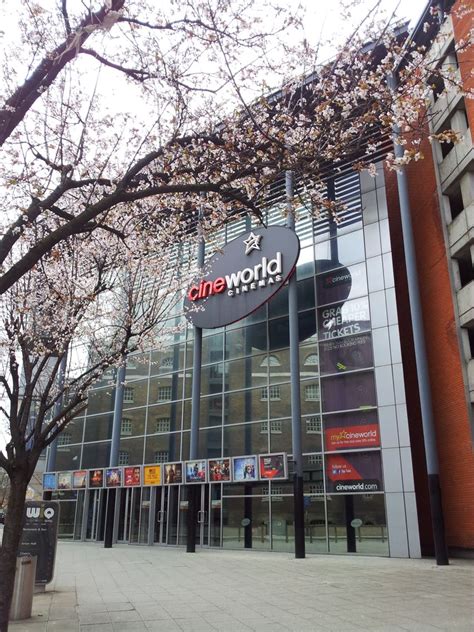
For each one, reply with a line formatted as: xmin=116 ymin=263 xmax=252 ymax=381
xmin=0 ymin=469 xmax=9 ymax=513
xmin=0 ymin=227 xmax=194 ymax=628
xmin=0 ymin=0 xmax=472 ymax=628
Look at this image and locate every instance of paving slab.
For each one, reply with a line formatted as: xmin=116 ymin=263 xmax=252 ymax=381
xmin=5 ymin=541 xmax=474 ymax=632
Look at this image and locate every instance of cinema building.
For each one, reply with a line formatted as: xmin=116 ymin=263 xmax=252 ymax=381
xmin=44 ymin=0 xmax=474 ymax=559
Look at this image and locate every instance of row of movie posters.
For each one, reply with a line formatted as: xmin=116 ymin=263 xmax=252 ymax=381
xmin=43 ymin=453 xmax=288 ymax=491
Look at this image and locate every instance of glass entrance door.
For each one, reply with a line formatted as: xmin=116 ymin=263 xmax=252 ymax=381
xmin=152 ymin=484 xmax=212 ymax=547
xmin=118 ymin=488 xmax=132 ymax=542
xmin=152 ymin=486 xmax=179 ymax=545
xmin=85 ymin=489 xmax=104 ymax=540
xmin=197 ymin=484 xmax=209 ymax=546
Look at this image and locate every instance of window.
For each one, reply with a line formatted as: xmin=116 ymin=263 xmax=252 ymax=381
xmin=261 ymin=385 xmax=281 ymax=401
xmin=57 ymin=432 xmax=72 ymax=447
xmin=158 ymin=386 xmax=172 ymax=402
xmin=309 ymin=483 xmax=323 ymax=494
xmin=307 ymin=454 xmax=322 ymax=465
xmin=305 ymin=416 xmax=322 ymax=433
xmin=118 ymin=451 xmax=130 ymax=466
xmin=155 ymin=418 xmax=171 ymax=433
xmin=123 ymin=387 xmax=134 ymax=404
xmin=456 ymin=250 xmax=474 ymax=288
xmin=262 ymin=485 xmax=283 ymax=495
xmin=260 ymin=419 xmax=282 ymax=434
xmin=120 ymin=417 xmax=132 ymax=436
xmin=304 ymin=383 xmax=320 ymax=401
xmin=153 ymin=450 xmax=168 ymax=464
xmin=160 ymin=357 xmax=173 ymax=369
xmin=304 ymin=354 xmax=319 ymax=367
xmin=260 ymin=355 xmax=281 ymax=367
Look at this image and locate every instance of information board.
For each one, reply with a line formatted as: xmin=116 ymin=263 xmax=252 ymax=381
xmin=19 ymin=501 xmax=59 ymax=585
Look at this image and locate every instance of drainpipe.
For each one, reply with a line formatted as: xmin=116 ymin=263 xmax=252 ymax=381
xmin=187 ymin=219 xmax=205 ymax=553
xmin=388 ymin=72 xmax=449 ymax=565
xmin=286 ymin=170 xmax=305 ymax=559
xmin=104 ymin=363 xmax=126 ymax=548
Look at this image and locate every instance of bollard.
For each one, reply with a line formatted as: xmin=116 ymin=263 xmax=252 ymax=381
xmin=10 ymin=554 xmax=37 ymax=621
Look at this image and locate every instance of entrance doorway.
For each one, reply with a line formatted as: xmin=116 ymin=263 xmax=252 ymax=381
xmin=152 ymin=484 xmax=221 ymax=547
xmin=85 ymin=489 xmax=105 ymax=541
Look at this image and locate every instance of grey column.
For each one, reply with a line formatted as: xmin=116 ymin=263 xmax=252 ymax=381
xmin=110 ymin=364 xmax=126 ymax=468
xmin=187 ymin=227 xmax=205 ymax=553
xmin=46 ymin=353 xmax=68 ymax=473
xmin=286 ymin=170 xmax=305 ymax=559
xmin=388 ymin=72 xmax=448 ymax=565
xmin=104 ymin=363 xmax=126 ymax=548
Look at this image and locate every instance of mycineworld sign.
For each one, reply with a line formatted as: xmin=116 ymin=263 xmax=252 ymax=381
xmin=184 ymin=226 xmax=300 ymax=328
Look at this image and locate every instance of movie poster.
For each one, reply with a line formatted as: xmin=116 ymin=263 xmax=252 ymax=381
xmin=89 ymin=469 xmax=104 ymax=488
xmin=42 ymin=473 xmax=57 ymax=491
xmin=164 ymin=462 xmax=183 ymax=485
xmin=57 ymin=472 xmax=72 ymax=490
xmin=259 ymin=453 xmax=287 ymax=480
xmin=143 ymin=465 xmax=161 ymax=486
xmin=105 ymin=467 xmax=122 ymax=488
xmin=208 ymin=458 xmax=231 ymax=483
xmin=325 ymin=451 xmax=383 ymax=493
xmin=124 ymin=466 xmax=141 ymax=487
xmin=232 ymin=456 xmax=258 ymax=482
xmin=72 ymin=470 xmax=87 ymax=489
xmin=324 ymin=410 xmax=380 ymax=451
xmin=185 ymin=460 xmax=207 ymax=483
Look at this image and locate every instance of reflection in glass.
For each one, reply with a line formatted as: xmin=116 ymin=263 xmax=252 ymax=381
xmin=147 ymin=402 xmax=182 ymax=434
xmin=56 ymin=444 xmax=82 ymax=471
xmin=318 ymin=296 xmax=371 ymax=342
xmin=225 ymin=322 xmax=267 ymax=359
xmin=319 ymin=332 xmax=373 ymax=375
xmin=327 ymin=494 xmax=388 ymax=556
xmin=225 ymin=388 xmax=269 ymax=424
xmin=321 ymin=371 xmax=376 ymax=412
xmin=200 ymin=394 xmax=223 ymax=427
xmin=315 ymin=230 xmax=365 ymax=274
xmin=303 ymin=495 xmax=328 ymax=553
xmin=316 ymin=262 xmax=367 ymax=307
xmin=81 ymin=441 xmax=111 ymax=469
xmin=270 ymin=494 xmax=295 ymax=552
xmin=222 ymin=496 xmax=271 ymax=551
xmin=123 ymin=380 xmax=148 ymax=409
xmin=118 ymin=436 xmax=145 ymax=465
xmin=125 ymin=353 xmax=150 ymax=381
xmin=144 ymin=433 xmax=181 ymax=464
xmin=223 ymin=422 xmax=269 ymax=457
xmin=150 ymin=344 xmax=186 ymax=376
xmin=86 ymin=387 xmax=115 ymax=416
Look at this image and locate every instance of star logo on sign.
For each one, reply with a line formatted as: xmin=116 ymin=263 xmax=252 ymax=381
xmin=243 ymin=232 xmax=262 ymax=255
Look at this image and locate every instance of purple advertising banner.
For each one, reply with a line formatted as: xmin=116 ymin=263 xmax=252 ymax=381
xmin=319 ymin=332 xmax=373 ymax=375
xmin=316 ymin=262 xmax=367 ymax=307
xmin=321 ymin=371 xmax=376 ymax=413
xmin=326 ymin=451 xmax=383 ymax=493
xmin=318 ymin=296 xmax=371 ymax=341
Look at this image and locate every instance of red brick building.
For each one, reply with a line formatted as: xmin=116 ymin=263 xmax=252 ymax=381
xmin=387 ymin=0 xmax=474 ymax=556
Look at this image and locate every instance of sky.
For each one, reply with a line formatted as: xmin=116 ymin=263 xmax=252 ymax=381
xmin=0 ymin=0 xmax=431 ymax=455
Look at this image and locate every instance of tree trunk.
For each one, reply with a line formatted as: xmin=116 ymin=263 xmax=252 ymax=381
xmin=0 ymin=471 xmax=28 ymax=632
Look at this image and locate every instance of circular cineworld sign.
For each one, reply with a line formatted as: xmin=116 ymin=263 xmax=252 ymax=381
xmin=184 ymin=226 xmax=300 ymax=329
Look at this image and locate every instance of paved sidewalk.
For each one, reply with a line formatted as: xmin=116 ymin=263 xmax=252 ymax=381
xmin=8 ymin=542 xmax=474 ymax=632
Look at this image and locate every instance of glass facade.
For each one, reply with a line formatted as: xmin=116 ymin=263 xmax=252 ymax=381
xmin=49 ymin=166 xmax=420 ymax=558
